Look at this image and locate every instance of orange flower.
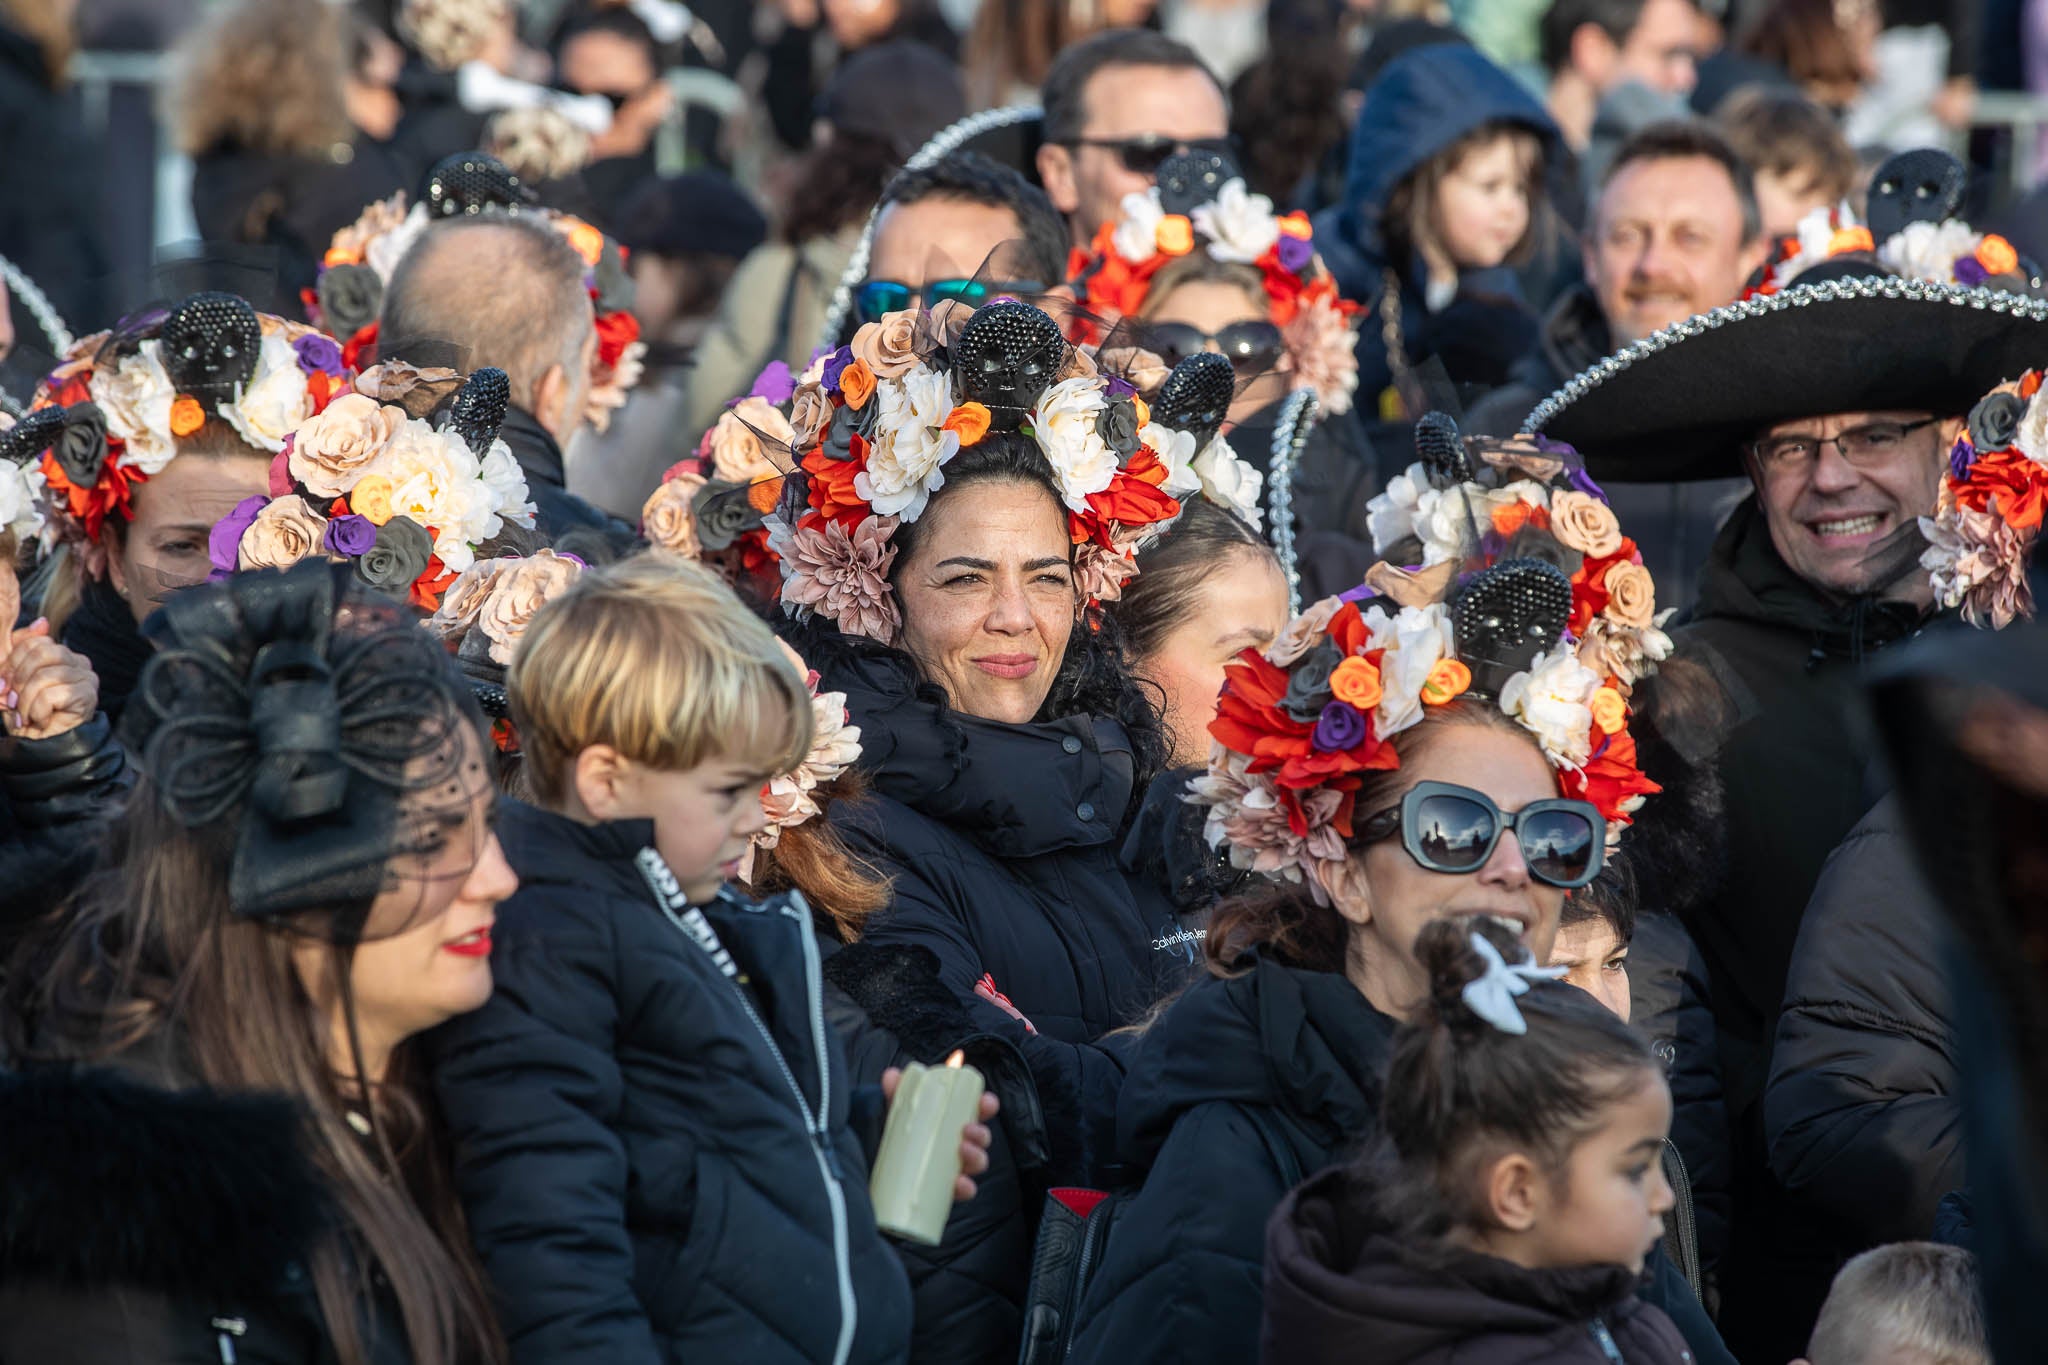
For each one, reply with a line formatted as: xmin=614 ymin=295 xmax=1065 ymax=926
xmin=1155 ymin=215 xmax=1195 ymax=257
xmin=746 ymin=475 xmax=784 ymax=514
xmin=2023 ymin=370 xmax=2044 ymax=402
xmin=349 ymin=473 xmax=395 ymax=525
xmin=942 ymin=402 xmax=992 ymax=447
xmin=1277 ymin=212 xmax=1313 ymax=239
xmin=169 ymin=395 xmax=205 ymax=438
xmin=1829 ymin=226 xmax=1875 ymax=254
xmin=1419 ymin=658 xmax=1472 ymax=706
xmin=800 ymin=447 xmax=870 ymax=529
xmin=840 ymin=359 xmax=876 ymax=411
xmin=1978 ymin=234 xmax=2019 ymax=275
xmin=1589 ymin=686 xmax=1628 ymax=735
xmin=1132 ymin=396 xmax=1150 ymax=427
xmin=323 ymin=245 xmax=364 ymax=267
xmin=564 ymin=220 xmax=606 ymax=266
xmin=1490 ymin=500 xmax=1550 ymax=538
xmin=1328 ymin=655 xmax=1383 ymax=710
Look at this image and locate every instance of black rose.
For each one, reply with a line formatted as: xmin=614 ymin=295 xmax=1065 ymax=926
xmin=822 ymin=403 xmax=862 ymax=462
xmin=1968 ymin=390 xmax=2024 ymax=453
xmin=692 ymin=478 xmax=763 ymax=552
xmin=355 ymin=515 xmax=432 ymax=593
xmin=1099 ymin=395 xmax=1143 ymax=460
xmin=1280 ymin=638 xmax=1342 ymax=723
xmin=52 ymin=402 xmax=109 ymax=487
xmin=318 ymin=264 xmax=384 ymax=339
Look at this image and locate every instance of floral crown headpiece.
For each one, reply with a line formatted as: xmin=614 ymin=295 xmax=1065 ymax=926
xmin=1922 ymin=371 xmax=2048 ymax=628
xmin=313 ymin=152 xmax=646 ymax=432
xmin=643 ymin=298 xmax=1265 ymax=644
xmin=1070 ymin=151 xmax=1364 ymax=415
xmin=427 ymin=547 xmax=584 ymax=753
xmin=207 ymin=366 xmax=537 ymax=612
xmin=19 ymin=293 xmax=350 ymax=551
xmin=1190 ymin=416 xmax=1668 ymax=902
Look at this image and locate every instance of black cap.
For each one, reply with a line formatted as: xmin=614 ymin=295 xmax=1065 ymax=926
xmin=816 ymin=41 xmax=966 ymax=158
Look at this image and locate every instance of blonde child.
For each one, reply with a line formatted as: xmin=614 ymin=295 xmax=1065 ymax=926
xmin=1797 ymin=1243 xmax=1987 ymax=1365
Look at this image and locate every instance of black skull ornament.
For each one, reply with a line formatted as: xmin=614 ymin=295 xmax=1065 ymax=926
xmin=953 ymin=301 xmax=1069 ymax=427
xmin=1149 ymin=351 xmax=1235 ymax=452
xmin=159 ymin=292 xmax=263 ymax=403
xmin=1155 ymin=149 xmax=1239 ymax=217
xmin=1865 ymin=148 xmax=1967 ymax=246
xmin=1450 ymin=558 xmax=1574 ymax=700
xmin=424 ymin=151 xmax=535 ymax=219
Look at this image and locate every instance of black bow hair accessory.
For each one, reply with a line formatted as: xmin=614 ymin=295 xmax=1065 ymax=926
xmin=124 ymin=561 xmax=481 ymax=930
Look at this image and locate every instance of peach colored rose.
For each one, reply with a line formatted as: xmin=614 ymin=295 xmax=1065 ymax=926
xmin=1097 ymin=346 xmax=1169 ymax=394
xmin=851 ymin=309 xmax=921 ymax=381
xmin=790 ymin=381 xmax=834 ymax=450
xmin=708 ymin=398 xmax=795 ymax=484
xmin=289 ymin=393 xmax=405 ymax=498
xmin=428 ymin=558 xmax=508 ymax=639
xmin=477 ymin=549 xmax=581 ymax=665
xmin=1266 ymin=595 xmax=1343 ymax=667
xmin=642 ymin=473 xmax=705 ymax=556
xmin=237 ymin=496 xmax=330 ymax=571
xmin=1550 ymin=490 xmax=1623 ymax=559
xmin=1419 ymin=658 xmax=1472 ymax=706
xmin=1058 ymin=344 xmax=1099 ymax=384
xmin=1602 ymin=560 xmax=1656 ymax=629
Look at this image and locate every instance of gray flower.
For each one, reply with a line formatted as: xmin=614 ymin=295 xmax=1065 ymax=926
xmin=1099 ymin=395 xmax=1143 ymax=460
xmin=1280 ymin=638 xmax=1341 ymax=723
xmin=318 ymin=264 xmax=384 ymax=339
xmin=51 ymin=403 xmax=109 ymax=487
xmin=354 ymin=515 xmax=432 ymax=593
xmin=1968 ymin=390 xmax=2024 ymax=453
xmin=692 ymin=478 xmax=763 ymax=552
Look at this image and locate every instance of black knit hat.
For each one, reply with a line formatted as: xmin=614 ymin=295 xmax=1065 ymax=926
xmin=614 ymin=172 xmax=768 ymax=260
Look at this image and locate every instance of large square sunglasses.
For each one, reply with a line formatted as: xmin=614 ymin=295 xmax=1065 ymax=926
xmin=1356 ymin=780 xmax=1606 ymax=890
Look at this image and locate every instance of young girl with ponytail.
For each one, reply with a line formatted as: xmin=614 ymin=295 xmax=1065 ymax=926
xmin=1261 ymin=916 xmax=1696 ymax=1364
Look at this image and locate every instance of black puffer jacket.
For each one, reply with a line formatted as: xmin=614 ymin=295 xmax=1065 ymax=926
xmin=1764 ymin=794 xmax=1962 ymax=1248
xmin=478 ymin=405 xmax=638 ymax=555
xmin=0 ymin=1061 xmax=407 ymax=1364
xmin=1261 ymin=1165 xmax=1695 ymax=1365
xmin=1067 ymin=955 xmax=1396 ymax=1365
xmin=0 ymin=712 xmax=129 ymax=958
xmin=825 ymin=648 xmax=1187 ymax=1185
xmin=426 ymin=802 xmax=913 ymax=1364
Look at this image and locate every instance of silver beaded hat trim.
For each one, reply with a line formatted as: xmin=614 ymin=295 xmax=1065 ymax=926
xmin=1521 ymin=275 xmax=2048 ymax=437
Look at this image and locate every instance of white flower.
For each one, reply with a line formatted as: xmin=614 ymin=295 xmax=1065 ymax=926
xmin=854 ymin=365 xmax=959 ymax=521
xmin=0 ymin=456 xmax=45 ymax=543
xmin=2015 ymin=390 xmax=2048 ymax=467
xmin=1112 ymin=187 xmax=1165 ymax=263
xmin=90 ymin=341 xmax=177 ymax=474
xmin=1143 ymin=422 xmax=1204 ymax=501
xmin=1771 ymin=204 xmax=1846 ymax=287
xmin=1500 ymin=644 xmax=1603 ymax=767
xmin=373 ymin=425 xmax=498 ymax=571
xmin=1365 ymin=602 xmax=1454 ymax=737
xmin=478 ymin=438 xmax=537 ymax=527
xmin=1879 ymin=218 xmax=1984 ymax=285
xmin=1365 ymin=462 xmax=1429 ymax=554
xmin=1191 ymin=433 xmax=1264 ymax=529
xmin=1029 ymin=376 xmax=1119 ymax=511
xmin=366 ymin=201 xmax=431 ymax=282
xmin=1191 ymin=177 xmax=1281 ymax=264
xmin=221 ymin=334 xmax=314 ymax=452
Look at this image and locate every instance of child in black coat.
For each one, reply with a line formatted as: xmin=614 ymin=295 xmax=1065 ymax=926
xmin=1261 ymin=917 xmax=1696 ymax=1364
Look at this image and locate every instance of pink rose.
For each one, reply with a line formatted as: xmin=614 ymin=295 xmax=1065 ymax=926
xmin=477 ymin=550 xmax=582 ymax=665
xmin=850 ymin=309 xmax=922 ymax=381
xmin=289 ymin=393 xmax=405 ymax=498
xmin=237 ymin=496 xmax=331 ymax=571
xmin=1549 ymin=490 xmax=1623 ymax=559
xmin=642 ymin=473 xmax=706 ymax=555
xmin=708 ymin=397 xmax=796 ymax=484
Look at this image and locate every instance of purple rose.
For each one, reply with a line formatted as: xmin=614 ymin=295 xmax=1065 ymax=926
xmin=1312 ymin=699 xmax=1367 ymax=753
xmin=1105 ymin=375 xmax=1137 ymax=401
xmin=1954 ymin=255 xmax=1989 ymax=287
xmin=1950 ymin=436 xmax=1977 ymax=481
xmin=293 ymin=332 xmax=345 ymax=378
xmin=324 ymin=513 xmax=377 ymax=557
xmin=210 ymin=495 xmax=269 ymax=575
xmin=1277 ymin=234 xmax=1315 ymax=275
xmin=822 ymin=346 xmax=856 ymax=393
xmin=749 ymin=359 xmax=796 ymax=405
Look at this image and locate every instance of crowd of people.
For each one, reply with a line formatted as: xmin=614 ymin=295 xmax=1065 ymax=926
xmin=0 ymin=0 xmax=2044 ymax=1363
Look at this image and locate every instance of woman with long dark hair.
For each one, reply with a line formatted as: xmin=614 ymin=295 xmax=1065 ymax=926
xmin=1 ymin=562 xmax=511 ymax=1364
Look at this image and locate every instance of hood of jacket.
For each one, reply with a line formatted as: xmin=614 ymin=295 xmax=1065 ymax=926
xmin=1316 ymin=44 xmax=1559 ymax=297
xmin=1262 ymin=1163 xmax=1648 ymax=1362
xmin=1691 ymin=494 xmax=1934 ymax=661
xmin=1117 ymin=953 xmax=1394 ymax=1169
xmin=830 ymin=646 xmax=1140 ymax=860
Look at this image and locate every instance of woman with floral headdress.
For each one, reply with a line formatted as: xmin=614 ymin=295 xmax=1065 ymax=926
xmin=1064 ymin=434 xmax=1723 ymax=1365
xmin=1070 ymin=150 xmax=1382 ymax=600
xmin=0 ymin=560 xmax=511 ymax=1365
xmin=28 ymin=291 xmax=353 ymax=721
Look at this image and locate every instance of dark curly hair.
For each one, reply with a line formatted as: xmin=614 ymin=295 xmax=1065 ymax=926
xmin=788 ymin=430 xmax=1168 ymax=825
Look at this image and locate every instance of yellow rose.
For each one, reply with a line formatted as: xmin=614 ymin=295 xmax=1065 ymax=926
xmin=349 ymin=473 xmax=395 ymax=525
xmin=1589 ymin=686 xmax=1627 ymax=735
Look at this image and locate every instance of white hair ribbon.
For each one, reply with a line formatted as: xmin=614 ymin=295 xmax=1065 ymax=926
xmin=1461 ymin=931 xmax=1567 ymax=1036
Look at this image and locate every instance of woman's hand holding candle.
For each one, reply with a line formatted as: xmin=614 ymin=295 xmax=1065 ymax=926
xmin=880 ymin=1063 xmax=1001 ymax=1202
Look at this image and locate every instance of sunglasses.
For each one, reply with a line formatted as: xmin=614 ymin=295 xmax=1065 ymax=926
xmin=1064 ymin=134 xmax=1235 ymax=176
xmin=1358 ymin=781 xmax=1605 ymax=890
xmin=854 ymin=278 xmax=1046 ymax=326
xmin=1144 ymin=319 xmax=1283 ymax=376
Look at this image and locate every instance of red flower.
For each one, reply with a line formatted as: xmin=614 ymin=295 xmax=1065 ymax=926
xmin=1075 ymin=221 xmax=1166 ymax=321
xmin=1209 ymin=622 xmax=1398 ymax=789
xmin=307 ymin=369 xmax=338 ymax=416
xmin=800 ymin=444 xmax=871 ymax=529
xmin=1082 ymin=459 xmax=1181 ymax=541
xmin=1955 ymin=448 xmax=2048 ymax=531
xmin=410 ymin=555 xmax=457 ymax=612
xmin=1558 ymin=724 xmax=1662 ymax=825
xmin=594 ymin=308 xmax=641 ymax=369
xmin=1569 ymin=536 xmax=1639 ymax=636
xmin=341 ymin=321 xmax=379 ymax=372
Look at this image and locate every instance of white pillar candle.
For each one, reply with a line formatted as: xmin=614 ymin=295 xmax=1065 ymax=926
xmin=869 ymin=1049 xmax=986 ymax=1247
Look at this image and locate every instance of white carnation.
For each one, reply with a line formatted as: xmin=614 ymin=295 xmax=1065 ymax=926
xmin=1878 ymin=219 xmax=1984 ymax=285
xmin=90 ymin=341 xmax=177 ymax=474
xmin=1190 ymin=433 xmax=1263 ymax=529
xmin=366 ymin=202 xmax=432 ymax=282
xmin=479 ymin=438 xmax=538 ymax=527
xmin=221 ymin=333 xmax=315 ymax=452
xmin=1500 ymin=644 xmax=1603 ymax=767
xmin=1029 ymin=377 xmax=1119 ymax=512
xmin=375 ymin=425 xmax=498 ymax=571
xmin=854 ymin=366 xmax=959 ymax=521
xmin=1191 ymin=178 xmax=1281 ymax=264
xmin=1112 ymin=188 xmax=1165 ymax=263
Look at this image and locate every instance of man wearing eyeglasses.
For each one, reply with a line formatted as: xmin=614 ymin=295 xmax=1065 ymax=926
xmin=1034 ymin=29 xmax=1230 ymax=252
xmin=1529 ymin=247 xmax=2046 ymax=1361
xmin=857 ymin=152 xmax=1070 ymax=332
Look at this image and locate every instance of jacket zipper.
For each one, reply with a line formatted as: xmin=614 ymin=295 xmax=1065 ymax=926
xmin=656 ymin=887 xmax=858 ymax=1365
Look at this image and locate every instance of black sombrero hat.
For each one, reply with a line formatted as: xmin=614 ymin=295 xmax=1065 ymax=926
xmin=1525 ymin=265 xmax=2048 ymax=483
